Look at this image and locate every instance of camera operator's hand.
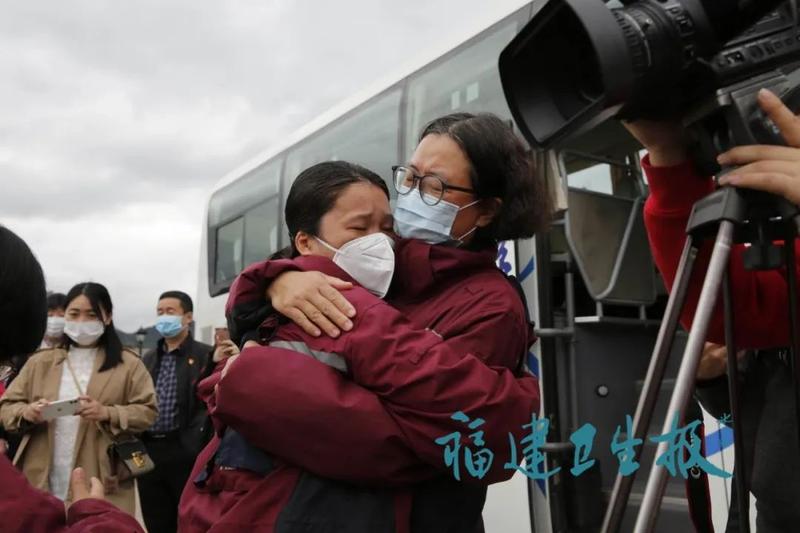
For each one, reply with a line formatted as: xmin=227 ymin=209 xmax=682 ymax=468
xmin=718 ymin=89 xmax=800 ymax=205
xmin=622 ymin=120 xmax=689 ymax=167
xmin=697 ymin=342 xmax=746 ymax=381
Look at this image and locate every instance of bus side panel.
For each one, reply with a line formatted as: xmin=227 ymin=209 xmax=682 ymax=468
xmin=196 ymin=220 xmax=228 ymax=345
xmin=481 ymin=238 xmax=551 ymax=533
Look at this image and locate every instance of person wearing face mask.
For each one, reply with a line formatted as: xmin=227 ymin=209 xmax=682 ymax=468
xmin=40 ymin=292 xmax=67 ymax=350
xmin=139 ymin=290 xmax=212 ymax=533
xmin=0 ymin=226 xmax=146 ymax=532
xmin=0 ymin=281 xmax=157 ymax=520
xmin=178 ymin=160 xmax=542 ymax=532
xmin=204 ymin=114 xmax=550 ymax=532
xmin=0 ymin=294 xmax=67 ymax=460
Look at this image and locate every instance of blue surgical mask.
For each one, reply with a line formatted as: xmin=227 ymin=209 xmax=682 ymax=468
xmin=393 ymin=192 xmax=479 ymax=245
xmin=155 ymin=315 xmax=184 ymax=338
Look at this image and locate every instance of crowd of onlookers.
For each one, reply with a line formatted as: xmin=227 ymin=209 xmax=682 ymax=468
xmin=0 ymin=279 xmax=238 ymax=532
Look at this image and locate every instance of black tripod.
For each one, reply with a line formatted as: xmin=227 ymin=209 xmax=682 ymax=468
xmin=601 ymin=71 xmax=800 ymax=532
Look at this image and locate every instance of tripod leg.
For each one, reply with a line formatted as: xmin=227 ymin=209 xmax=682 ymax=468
xmin=723 ymin=269 xmax=750 ymax=533
xmin=634 ymin=221 xmax=736 ymax=533
xmin=784 ymin=236 xmax=800 ymax=450
xmin=601 ymin=237 xmax=699 ymax=533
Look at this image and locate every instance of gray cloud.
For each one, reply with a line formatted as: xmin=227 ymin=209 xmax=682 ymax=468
xmin=0 ymin=0 xmax=527 ymax=330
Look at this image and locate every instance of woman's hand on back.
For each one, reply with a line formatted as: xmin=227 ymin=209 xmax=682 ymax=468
xmin=268 ymin=271 xmax=356 ymax=337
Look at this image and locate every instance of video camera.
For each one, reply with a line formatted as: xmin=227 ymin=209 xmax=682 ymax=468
xmin=499 ymin=0 xmax=800 ymax=161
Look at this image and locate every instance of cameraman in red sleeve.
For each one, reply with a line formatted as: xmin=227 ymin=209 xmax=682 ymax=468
xmin=627 ymin=89 xmax=800 ymax=533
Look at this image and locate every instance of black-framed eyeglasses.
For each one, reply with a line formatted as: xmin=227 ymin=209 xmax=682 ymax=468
xmin=391 ymin=165 xmax=476 ymax=206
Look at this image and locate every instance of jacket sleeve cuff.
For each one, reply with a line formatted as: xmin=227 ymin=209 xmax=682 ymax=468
xmin=226 ymin=259 xmax=299 ymax=345
xmin=104 ymin=406 xmax=127 ymax=436
xmin=642 ymin=154 xmax=714 ymax=214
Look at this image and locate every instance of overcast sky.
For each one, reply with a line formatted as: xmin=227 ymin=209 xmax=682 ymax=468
xmin=0 ymin=0 xmax=527 ymax=331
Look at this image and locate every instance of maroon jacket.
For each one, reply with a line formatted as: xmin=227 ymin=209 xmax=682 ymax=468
xmin=0 ymin=455 xmax=143 ymax=533
xmin=179 ymin=240 xmax=540 ymax=532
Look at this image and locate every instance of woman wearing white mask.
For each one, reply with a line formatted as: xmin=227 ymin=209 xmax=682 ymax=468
xmin=40 ymin=292 xmax=67 ymax=350
xmin=0 ymin=282 xmax=157 ymax=517
xmin=209 ymin=113 xmax=551 ymax=532
xmin=180 ymin=157 xmax=543 ymax=532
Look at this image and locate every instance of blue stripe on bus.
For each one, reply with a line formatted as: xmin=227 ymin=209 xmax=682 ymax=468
xmin=519 ymin=257 xmax=535 ymax=282
xmin=496 ymin=242 xmax=513 ymax=275
xmin=704 ymin=426 xmax=734 ymax=457
xmin=527 ymin=352 xmax=539 ymax=378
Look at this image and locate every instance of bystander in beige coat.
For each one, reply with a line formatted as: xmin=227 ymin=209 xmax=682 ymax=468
xmin=0 ymin=347 xmax=157 ymax=515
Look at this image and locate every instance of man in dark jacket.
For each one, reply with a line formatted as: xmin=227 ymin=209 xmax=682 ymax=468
xmin=139 ymin=290 xmax=213 ymax=533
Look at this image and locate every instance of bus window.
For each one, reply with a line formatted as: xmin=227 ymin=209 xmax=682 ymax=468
xmin=568 ymin=163 xmax=614 ymax=195
xmin=208 ymin=159 xmax=282 ymax=289
xmin=208 ymin=159 xmax=281 ymax=227
xmin=244 ymin=197 xmax=280 ymax=266
xmin=283 ymin=88 xmax=402 ymax=200
xmin=215 ymin=217 xmax=244 ymax=284
xmin=563 ymin=152 xmax=641 ymax=199
xmin=404 ymin=20 xmax=518 ymax=152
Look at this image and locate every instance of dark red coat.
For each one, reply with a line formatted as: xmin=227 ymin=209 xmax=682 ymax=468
xmin=179 ymin=240 xmax=540 ymax=532
xmin=642 ymin=156 xmax=800 ymax=348
xmin=0 ymin=455 xmax=143 ymax=532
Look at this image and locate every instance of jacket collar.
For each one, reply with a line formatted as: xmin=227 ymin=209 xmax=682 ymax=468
xmin=157 ymin=334 xmax=193 ymax=357
xmin=392 ymin=239 xmax=498 ymax=298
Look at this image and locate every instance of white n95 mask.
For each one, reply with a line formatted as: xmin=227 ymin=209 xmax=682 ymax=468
xmin=317 ymin=232 xmax=395 ymax=298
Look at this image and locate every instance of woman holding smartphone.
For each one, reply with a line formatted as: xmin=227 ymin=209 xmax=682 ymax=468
xmin=0 ymin=282 xmax=157 ymax=516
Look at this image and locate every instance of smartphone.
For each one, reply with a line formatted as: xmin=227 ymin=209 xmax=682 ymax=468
xmin=214 ymin=328 xmax=231 ymax=345
xmin=41 ymin=398 xmax=81 ymax=420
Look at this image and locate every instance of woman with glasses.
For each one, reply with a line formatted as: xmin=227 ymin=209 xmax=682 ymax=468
xmin=201 ymin=113 xmax=551 ymax=532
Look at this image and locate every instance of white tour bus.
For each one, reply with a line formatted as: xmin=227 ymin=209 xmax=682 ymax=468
xmin=195 ymin=1 xmax=740 ymax=531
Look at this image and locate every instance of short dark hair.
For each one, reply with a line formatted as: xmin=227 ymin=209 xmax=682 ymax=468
xmin=47 ymin=292 xmax=67 ymax=311
xmin=159 ymin=290 xmax=193 ymax=313
xmin=419 ymin=113 xmax=552 ymax=248
xmin=0 ymin=226 xmax=47 ymax=363
xmin=64 ymin=282 xmax=124 ymax=372
xmin=283 ymin=161 xmax=389 ymax=257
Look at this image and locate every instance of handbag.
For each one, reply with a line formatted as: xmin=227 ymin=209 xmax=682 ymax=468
xmin=65 ymin=355 xmax=154 ymax=480
xmin=106 ymin=436 xmax=155 ymax=481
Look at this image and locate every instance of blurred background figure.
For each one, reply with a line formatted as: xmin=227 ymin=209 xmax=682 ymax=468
xmin=1 ymin=292 xmax=68 ymax=459
xmin=0 ymin=225 xmax=144 ymax=531
xmin=0 ymin=282 xmax=157 ymax=516
xmin=139 ymin=290 xmax=213 ymax=533
xmin=40 ymin=292 xmax=67 ymax=350
xmin=212 ymin=324 xmax=239 ymax=364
